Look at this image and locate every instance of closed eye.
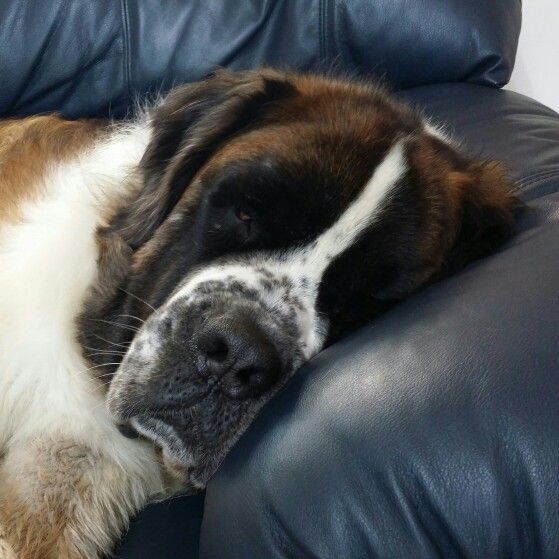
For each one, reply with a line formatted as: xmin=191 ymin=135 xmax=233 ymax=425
xmin=234 ymin=207 xmax=253 ymax=237
xmin=235 ymin=208 xmax=252 ymax=223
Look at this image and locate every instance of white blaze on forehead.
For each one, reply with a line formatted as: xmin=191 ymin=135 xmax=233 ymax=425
xmin=166 ymin=139 xmax=408 ymax=357
xmin=299 ymin=139 xmax=407 ymax=279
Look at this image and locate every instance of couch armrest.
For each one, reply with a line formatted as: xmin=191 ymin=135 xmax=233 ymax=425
xmin=199 ymin=86 xmax=559 ymax=558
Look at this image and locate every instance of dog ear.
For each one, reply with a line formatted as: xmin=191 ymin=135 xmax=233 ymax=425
xmin=440 ymin=159 xmax=521 ymax=276
xmin=376 ymin=138 xmax=521 ymax=302
xmin=110 ymin=69 xmax=295 ymax=249
xmin=399 ymin=136 xmax=521 ymax=291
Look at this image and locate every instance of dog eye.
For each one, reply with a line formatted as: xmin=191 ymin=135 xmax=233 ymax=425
xmin=234 ymin=207 xmax=254 ymax=238
xmin=234 ymin=208 xmax=252 ymax=223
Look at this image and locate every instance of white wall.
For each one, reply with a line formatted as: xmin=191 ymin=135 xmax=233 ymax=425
xmin=506 ymin=0 xmax=559 ymax=112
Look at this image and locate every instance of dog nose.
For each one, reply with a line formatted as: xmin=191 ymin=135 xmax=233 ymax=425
xmin=195 ymin=316 xmax=282 ymax=400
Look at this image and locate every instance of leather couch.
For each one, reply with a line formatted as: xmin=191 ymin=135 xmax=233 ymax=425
xmin=3 ymin=1 xmax=559 ymax=557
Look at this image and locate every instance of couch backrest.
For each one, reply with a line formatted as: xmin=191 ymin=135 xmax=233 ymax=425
xmin=0 ymin=0 xmax=521 ymax=118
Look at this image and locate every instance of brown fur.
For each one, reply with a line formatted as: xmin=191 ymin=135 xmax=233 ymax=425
xmin=203 ymin=71 xmax=418 ymax=181
xmin=0 ymin=116 xmax=105 ymax=224
xmin=409 ymin=134 xmax=518 ymax=276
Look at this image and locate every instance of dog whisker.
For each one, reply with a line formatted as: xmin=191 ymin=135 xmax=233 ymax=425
xmin=76 ymin=362 xmax=122 ymax=375
xmin=86 ymin=351 xmax=127 ymax=358
xmin=119 ymin=287 xmax=156 ymax=312
xmin=86 ymin=318 xmax=140 ymax=333
xmin=96 ymin=371 xmax=118 ymax=379
xmin=90 ymin=333 xmax=133 ymax=350
xmin=82 ymin=343 xmax=130 ymax=353
xmin=115 ymin=313 xmax=146 ymax=324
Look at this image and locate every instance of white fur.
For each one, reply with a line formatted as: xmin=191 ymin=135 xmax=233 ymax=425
xmin=0 ymin=121 xmax=159 ymax=469
xmin=300 ymin=139 xmax=407 ymax=279
xmin=425 ymin=122 xmax=451 ymax=143
xmin=166 ymin=139 xmax=408 ymax=359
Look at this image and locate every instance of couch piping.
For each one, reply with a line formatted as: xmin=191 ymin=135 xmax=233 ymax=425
xmin=120 ymin=0 xmax=132 ymax=113
xmin=319 ymin=0 xmax=334 ymax=62
xmin=518 ymin=169 xmax=559 ymax=190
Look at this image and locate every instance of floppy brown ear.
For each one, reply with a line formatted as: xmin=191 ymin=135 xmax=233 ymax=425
xmin=110 ymin=69 xmax=295 ymax=249
xmin=408 ymin=135 xmax=521 ymax=281
xmin=440 ymin=159 xmax=521 ymax=276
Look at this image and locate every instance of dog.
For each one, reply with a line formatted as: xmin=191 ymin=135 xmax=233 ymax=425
xmin=0 ymin=69 xmax=518 ymax=558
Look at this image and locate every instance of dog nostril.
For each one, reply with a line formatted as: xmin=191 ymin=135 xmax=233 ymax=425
xmin=221 ymin=359 xmax=281 ymax=400
xmin=206 ymin=338 xmax=229 ymax=363
xmin=197 ymin=333 xmax=229 ymax=364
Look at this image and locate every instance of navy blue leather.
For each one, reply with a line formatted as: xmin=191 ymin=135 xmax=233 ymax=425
xmin=116 ymin=494 xmax=204 ymax=559
xmin=203 ymin=196 xmax=559 ymax=558
xmin=0 ymin=0 xmax=520 ymax=118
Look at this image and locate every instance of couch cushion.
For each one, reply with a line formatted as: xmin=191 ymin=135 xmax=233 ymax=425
xmin=0 ymin=0 xmax=520 ymax=119
xmin=198 ymin=85 xmax=559 ymax=558
xmin=117 ymin=493 xmax=204 ymax=559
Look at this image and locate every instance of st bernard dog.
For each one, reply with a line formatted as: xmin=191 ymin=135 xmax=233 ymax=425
xmin=0 ymin=69 xmax=518 ymax=558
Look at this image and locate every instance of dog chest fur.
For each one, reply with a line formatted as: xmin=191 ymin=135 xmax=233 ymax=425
xmin=0 ymin=119 xmax=150 ymax=452
xmin=0 ymin=117 xmax=167 ymax=558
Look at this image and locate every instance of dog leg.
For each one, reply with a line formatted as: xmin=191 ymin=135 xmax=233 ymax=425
xmin=0 ymin=437 xmax=165 ymax=559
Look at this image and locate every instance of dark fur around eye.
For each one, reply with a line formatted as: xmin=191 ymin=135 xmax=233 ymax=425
xmin=234 ymin=207 xmax=252 ymax=222
xmin=234 ymin=207 xmax=253 ymax=238
xmin=204 ymin=202 xmax=255 ymax=246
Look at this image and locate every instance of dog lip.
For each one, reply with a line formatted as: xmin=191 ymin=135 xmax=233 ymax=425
xmin=129 ymin=374 xmax=224 ymax=420
xmin=107 ymin=378 xmax=214 ymax=423
xmin=143 ymin=388 xmax=214 ymax=419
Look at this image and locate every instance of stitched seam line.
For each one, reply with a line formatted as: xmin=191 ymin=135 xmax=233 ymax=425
xmin=319 ymin=0 xmax=326 ymax=60
xmin=518 ymin=168 xmax=559 ymax=185
xmin=120 ymin=0 xmax=132 ymax=113
xmin=518 ymin=169 xmax=559 ymax=189
xmin=522 ymin=173 xmax=559 ymax=194
xmin=320 ymin=0 xmax=335 ymax=61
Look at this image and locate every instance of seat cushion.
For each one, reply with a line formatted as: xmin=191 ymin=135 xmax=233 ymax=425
xmin=117 ymin=493 xmax=204 ymax=559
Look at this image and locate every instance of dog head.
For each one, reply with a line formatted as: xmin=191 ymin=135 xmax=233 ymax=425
xmin=83 ymin=70 xmax=518 ymax=492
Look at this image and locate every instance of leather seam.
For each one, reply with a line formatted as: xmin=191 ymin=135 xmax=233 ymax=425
xmin=518 ymin=168 xmax=559 ymax=184
xmin=518 ymin=169 xmax=559 ymax=189
xmin=120 ymin=0 xmax=132 ymax=113
xmin=520 ymin=173 xmax=559 ymax=195
xmin=319 ymin=0 xmax=334 ymax=61
xmin=319 ymin=0 xmax=326 ymax=60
